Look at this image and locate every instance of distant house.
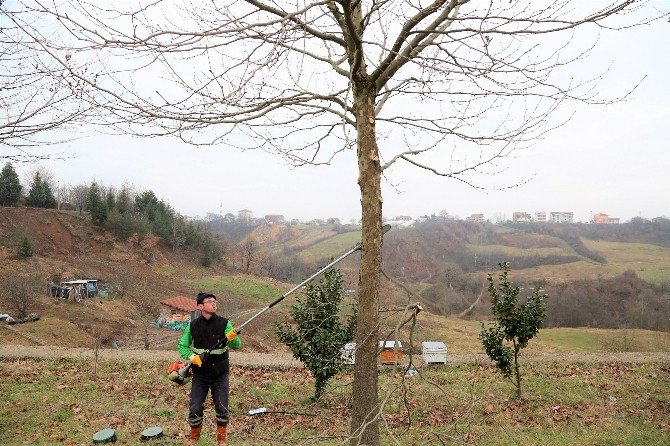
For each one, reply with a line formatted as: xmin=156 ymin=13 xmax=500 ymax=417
xmin=159 ymin=296 xmax=198 ymax=323
xmin=550 ymin=211 xmax=574 ymax=223
xmin=512 ymin=212 xmax=532 ymax=223
xmin=238 ymin=209 xmax=253 ymax=222
xmin=395 ymin=216 xmax=412 ymax=221
xmin=592 ymin=213 xmax=620 ymax=224
xmin=535 ymin=211 xmax=547 ymax=223
xmin=265 ymin=214 xmax=285 ymax=224
xmin=466 ymin=214 xmax=485 ymax=223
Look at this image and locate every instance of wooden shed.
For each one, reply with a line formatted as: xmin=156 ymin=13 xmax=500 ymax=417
xmin=379 ymin=340 xmax=403 ymax=365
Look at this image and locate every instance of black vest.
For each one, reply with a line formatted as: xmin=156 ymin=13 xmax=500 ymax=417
xmin=190 ymin=313 xmax=230 ymax=375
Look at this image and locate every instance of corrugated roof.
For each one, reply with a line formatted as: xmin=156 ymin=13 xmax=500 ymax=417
xmin=160 ymin=296 xmax=197 ymax=312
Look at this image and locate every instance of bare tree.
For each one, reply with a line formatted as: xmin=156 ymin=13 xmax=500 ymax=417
xmin=4 ymin=1 xmax=663 ymax=444
xmin=0 ymin=1 xmax=90 ymax=157
xmin=131 ymin=292 xmax=160 ymax=350
xmin=0 ymin=271 xmax=41 ymax=319
xmin=242 ymin=238 xmax=259 ymax=273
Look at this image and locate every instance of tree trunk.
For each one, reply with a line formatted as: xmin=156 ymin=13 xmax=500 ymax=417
xmin=350 ymin=86 xmax=382 ymax=446
xmin=514 ymin=344 xmax=521 ymax=399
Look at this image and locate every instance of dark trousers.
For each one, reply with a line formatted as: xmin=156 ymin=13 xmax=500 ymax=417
xmin=189 ymin=372 xmax=230 ymax=427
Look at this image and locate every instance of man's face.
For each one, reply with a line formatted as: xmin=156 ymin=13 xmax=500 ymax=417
xmin=199 ymin=297 xmax=217 ymax=314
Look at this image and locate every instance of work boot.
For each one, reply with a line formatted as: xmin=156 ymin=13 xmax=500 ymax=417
xmin=186 ymin=426 xmax=201 ymax=445
xmin=216 ymin=425 xmax=228 ymax=446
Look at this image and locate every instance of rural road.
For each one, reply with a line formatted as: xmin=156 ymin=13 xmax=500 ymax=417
xmin=1 ymin=345 xmax=669 ymax=368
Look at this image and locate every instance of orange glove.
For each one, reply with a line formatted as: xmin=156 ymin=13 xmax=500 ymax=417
xmin=226 ymin=329 xmax=238 ymax=342
xmin=190 ymin=354 xmax=203 ymax=367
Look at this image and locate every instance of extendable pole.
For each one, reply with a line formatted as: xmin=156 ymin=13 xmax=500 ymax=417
xmin=176 ymin=224 xmax=391 ymax=381
xmin=237 ymin=223 xmax=391 ymax=333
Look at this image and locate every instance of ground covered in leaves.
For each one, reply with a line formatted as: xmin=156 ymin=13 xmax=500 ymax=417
xmin=1 ymin=358 xmax=669 ymax=445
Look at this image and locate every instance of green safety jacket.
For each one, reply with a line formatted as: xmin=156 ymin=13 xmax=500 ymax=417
xmin=178 ymin=314 xmax=242 ymax=375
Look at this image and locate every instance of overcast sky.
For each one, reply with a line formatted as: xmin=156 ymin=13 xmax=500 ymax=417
xmin=3 ymin=1 xmax=669 ymax=223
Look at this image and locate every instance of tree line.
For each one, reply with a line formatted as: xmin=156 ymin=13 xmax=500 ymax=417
xmin=0 ymin=162 xmax=221 ymax=265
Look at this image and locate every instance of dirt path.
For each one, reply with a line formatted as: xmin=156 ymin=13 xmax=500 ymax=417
xmin=1 ymin=344 xmax=668 ymax=369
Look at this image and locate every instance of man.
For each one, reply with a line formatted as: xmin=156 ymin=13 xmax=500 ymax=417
xmin=178 ymin=292 xmax=242 ymax=445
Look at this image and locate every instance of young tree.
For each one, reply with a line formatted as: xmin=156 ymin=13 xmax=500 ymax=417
xmin=0 ymin=272 xmax=40 ymax=319
xmin=0 ymin=162 xmax=22 ymax=206
xmin=17 ymin=233 xmax=33 ymax=258
xmin=5 ymin=1 xmax=659 ymax=443
xmin=86 ymin=181 xmax=107 ymax=225
xmin=116 ymin=186 xmax=133 ymax=214
xmin=479 ymin=262 xmax=547 ymax=399
xmin=241 ymin=238 xmax=258 ymax=273
xmin=105 ymin=188 xmax=116 ymax=213
xmin=276 ymin=267 xmax=356 ymax=400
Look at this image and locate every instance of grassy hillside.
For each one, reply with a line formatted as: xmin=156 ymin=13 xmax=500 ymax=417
xmin=511 ymin=239 xmax=670 ymax=284
xmin=297 ymin=230 xmax=362 ymax=262
xmin=0 ymin=208 xmax=298 ymax=351
xmin=406 ymin=313 xmax=670 ymax=354
xmin=2 ymin=209 xmax=669 ymax=352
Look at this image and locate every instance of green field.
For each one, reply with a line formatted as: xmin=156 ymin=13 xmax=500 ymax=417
xmin=509 ymin=238 xmax=670 ymax=284
xmin=298 ymin=231 xmax=362 ymax=262
xmin=468 ymin=243 xmax=571 ymax=258
xmin=411 ymin=314 xmax=670 ymax=354
xmin=265 ymin=226 xmax=337 ymax=255
xmin=2 ymin=357 xmax=669 ymax=445
xmin=192 ymin=275 xmax=289 ymax=304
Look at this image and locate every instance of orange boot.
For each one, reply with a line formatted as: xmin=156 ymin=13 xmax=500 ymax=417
xmin=186 ymin=426 xmax=201 ymax=445
xmin=216 ymin=425 xmax=227 ymax=446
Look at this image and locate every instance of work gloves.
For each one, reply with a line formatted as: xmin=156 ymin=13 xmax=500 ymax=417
xmin=226 ymin=329 xmax=238 ymax=342
xmin=190 ymin=330 xmax=237 ymax=367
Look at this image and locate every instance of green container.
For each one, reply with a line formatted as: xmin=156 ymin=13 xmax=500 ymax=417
xmin=92 ymin=428 xmax=116 ymax=443
xmin=140 ymin=426 xmax=164 ymax=441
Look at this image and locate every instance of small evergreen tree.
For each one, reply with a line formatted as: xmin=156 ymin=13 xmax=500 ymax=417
xmin=105 ymin=188 xmax=116 ymax=212
xmin=0 ymin=162 xmax=22 ymax=206
xmin=86 ymin=181 xmax=108 ymax=225
xmin=17 ymin=234 xmax=33 ymax=258
xmin=116 ymin=187 xmax=133 ymax=214
xmin=276 ymin=267 xmax=357 ymax=400
xmin=480 ymin=262 xmax=547 ymax=398
xmin=25 ymin=172 xmax=56 ymax=208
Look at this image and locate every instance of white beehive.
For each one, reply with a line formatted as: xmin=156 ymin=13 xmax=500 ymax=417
xmin=422 ymin=341 xmax=447 ymax=364
xmin=342 ymin=342 xmax=356 ymax=365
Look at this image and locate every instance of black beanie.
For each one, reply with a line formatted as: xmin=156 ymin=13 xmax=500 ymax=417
xmin=196 ymin=292 xmax=216 ymax=305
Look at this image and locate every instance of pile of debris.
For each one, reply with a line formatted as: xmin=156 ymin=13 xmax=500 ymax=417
xmin=1 ymin=312 xmax=40 ymax=325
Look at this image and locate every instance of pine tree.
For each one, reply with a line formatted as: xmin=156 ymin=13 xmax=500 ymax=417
xmin=17 ymin=234 xmax=33 ymax=258
xmin=105 ymin=188 xmax=116 ymax=212
xmin=116 ymin=187 xmax=132 ymax=214
xmin=25 ymin=172 xmax=56 ymax=208
xmin=42 ymin=180 xmax=57 ymax=208
xmin=86 ymin=181 xmax=108 ymax=225
xmin=0 ymin=162 xmax=22 ymax=206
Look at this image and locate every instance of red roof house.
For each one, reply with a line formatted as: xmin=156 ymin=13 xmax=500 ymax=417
xmin=160 ymin=296 xmax=198 ymax=313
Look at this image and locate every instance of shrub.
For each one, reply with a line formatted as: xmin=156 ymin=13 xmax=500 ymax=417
xmin=479 ymin=262 xmax=547 ymax=398
xmin=276 ymin=267 xmax=356 ymax=400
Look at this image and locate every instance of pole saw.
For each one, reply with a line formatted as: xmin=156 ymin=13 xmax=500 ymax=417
xmin=168 ymin=224 xmax=392 ymax=384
